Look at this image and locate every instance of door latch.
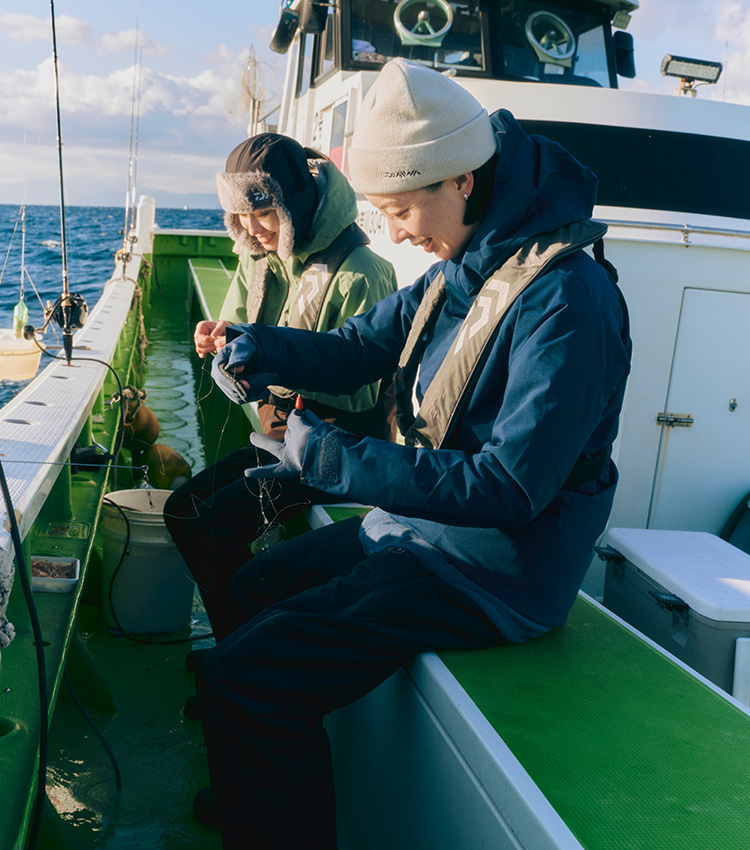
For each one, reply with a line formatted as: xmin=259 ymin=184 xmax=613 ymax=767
xmin=656 ymin=413 xmax=694 ymax=427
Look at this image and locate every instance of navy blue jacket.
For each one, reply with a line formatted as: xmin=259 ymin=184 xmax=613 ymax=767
xmin=230 ymin=111 xmax=631 ymax=640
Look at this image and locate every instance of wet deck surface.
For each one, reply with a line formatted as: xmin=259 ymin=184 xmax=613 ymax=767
xmin=44 ymin=601 xmax=219 ymax=849
xmin=42 ymin=305 xmax=222 ymax=847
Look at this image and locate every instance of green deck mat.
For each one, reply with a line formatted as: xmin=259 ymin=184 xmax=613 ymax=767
xmin=440 ymin=595 xmax=750 ymax=850
xmin=323 ymin=506 xmax=372 ymax=523
xmin=188 ymin=257 xmax=237 ymax=320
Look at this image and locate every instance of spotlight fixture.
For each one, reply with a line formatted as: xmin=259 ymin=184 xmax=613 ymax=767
xmin=661 ymin=54 xmax=722 ymax=96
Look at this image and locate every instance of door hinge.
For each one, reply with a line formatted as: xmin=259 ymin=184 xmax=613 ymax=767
xmin=656 ymin=412 xmax=694 ymax=427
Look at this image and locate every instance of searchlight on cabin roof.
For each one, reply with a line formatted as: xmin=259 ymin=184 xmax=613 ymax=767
xmin=661 ymin=54 xmax=723 ymax=96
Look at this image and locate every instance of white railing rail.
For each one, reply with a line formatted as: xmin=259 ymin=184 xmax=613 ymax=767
xmin=0 ymin=196 xmax=155 ymax=648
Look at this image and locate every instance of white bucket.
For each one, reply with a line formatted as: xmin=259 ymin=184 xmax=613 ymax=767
xmin=0 ymin=330 xmax=43 ymax=381
xmin=101 ymin=489 xmax=195 ymax=634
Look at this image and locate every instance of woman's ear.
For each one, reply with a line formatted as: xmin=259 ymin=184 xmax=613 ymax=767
xmin=455 ymin=171 xmax=475 ymax=198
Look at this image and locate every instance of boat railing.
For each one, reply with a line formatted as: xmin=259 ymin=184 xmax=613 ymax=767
xmin=0 ymin=196 xmax=155 ymax=641
xmin=601 ymin=217 xmax=750 ymax=244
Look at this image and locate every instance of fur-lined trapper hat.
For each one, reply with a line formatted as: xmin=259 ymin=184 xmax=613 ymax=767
xmin=216 ymin=133 xmax=318 ymax=259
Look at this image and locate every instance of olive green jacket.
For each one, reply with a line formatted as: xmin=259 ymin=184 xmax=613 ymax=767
xmin=220 ymin=157 xmax=397 ymax=414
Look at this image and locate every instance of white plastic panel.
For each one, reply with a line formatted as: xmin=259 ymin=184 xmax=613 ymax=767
xmin=607 ymin=527 xmax=750 ymax=621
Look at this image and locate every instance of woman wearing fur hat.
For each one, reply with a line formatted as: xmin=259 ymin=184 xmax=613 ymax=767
xmin=194 ymin=59 xmax=631 ymax=847
xmin=164 ymin=133 xmax=397 ymax=644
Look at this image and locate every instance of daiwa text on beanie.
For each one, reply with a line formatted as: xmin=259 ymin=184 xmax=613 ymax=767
xmin=348 ymin=58 xmax=496 ymax=195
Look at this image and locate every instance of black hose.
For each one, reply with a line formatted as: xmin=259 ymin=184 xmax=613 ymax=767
xmin=0 ymin=459 xmax=47 ymax=850
xmin=102 ymin=497 xmax=212 ymax=646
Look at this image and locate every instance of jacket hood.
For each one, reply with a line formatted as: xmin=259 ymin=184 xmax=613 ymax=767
xmin=447 ymin=109 xmax=599 ymax=297
xmin=292 ymin=157 xmax=359 ymax=267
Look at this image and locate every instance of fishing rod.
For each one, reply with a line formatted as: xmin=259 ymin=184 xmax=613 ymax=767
xmin=122 ymin=2 xmax=143 ymax=260
xmin=45 ymin=0 xmax=88 ymax=365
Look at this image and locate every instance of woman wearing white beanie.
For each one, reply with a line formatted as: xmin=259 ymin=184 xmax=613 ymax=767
xmin=195 ymin=59 xmax=631 ymax=849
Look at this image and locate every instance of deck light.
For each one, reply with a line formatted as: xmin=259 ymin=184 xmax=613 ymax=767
xmin=661 ymin=55 xmax=723 ymax=96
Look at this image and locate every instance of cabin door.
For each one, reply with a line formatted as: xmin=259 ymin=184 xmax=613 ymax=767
xmin=648 ymin=287 xmax=750 ymax=533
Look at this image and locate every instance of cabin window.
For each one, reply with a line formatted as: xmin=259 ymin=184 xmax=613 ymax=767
xmin=314 ymin=6 xmax=338 ymax=82
xmin=344 ymin=0 xmax=487 ymax=75
xmin=297 ymin=33 xmax=314 ymax=97
xmin=499 ymin=2 xmax=612 ymax=87
xmin=329 ymin=100 xmax=348 ymax=170
xmin=280 ymin=37 xmax=301 ymax=134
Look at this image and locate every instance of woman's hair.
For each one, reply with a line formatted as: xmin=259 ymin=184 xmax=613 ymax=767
xmin=423 ymin=154 xmax=498 ymax=226
xmin=465 ymin=155 xmax=498 ymax=225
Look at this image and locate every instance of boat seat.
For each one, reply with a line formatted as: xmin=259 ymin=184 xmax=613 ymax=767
xmin=312 ymin=496 xmax=750 ymax=849
xmin=187 ymin=256 xmax=238 ymax=322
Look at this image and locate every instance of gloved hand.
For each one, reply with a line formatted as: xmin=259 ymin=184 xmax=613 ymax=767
xmin=211 ymin=334 xmax=276 ymax=404
xmin=245 ymin=409 xmax=321 ymax=479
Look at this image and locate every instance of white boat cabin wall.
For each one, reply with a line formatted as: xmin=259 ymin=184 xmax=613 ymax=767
xmin=270 ymin=0 xmax=750 ymax=596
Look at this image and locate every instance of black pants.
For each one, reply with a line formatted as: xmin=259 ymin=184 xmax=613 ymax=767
xmin=163 ymin=445 xmax=335 ymax=639
xmin=195 ymin=516 xmax=507 ymax=850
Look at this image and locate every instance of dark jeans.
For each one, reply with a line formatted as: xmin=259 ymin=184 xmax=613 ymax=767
xmin=163 ymin=445 xmax=335 ymax=639
xmin=195 ymin=516 xmax=507 ymax=850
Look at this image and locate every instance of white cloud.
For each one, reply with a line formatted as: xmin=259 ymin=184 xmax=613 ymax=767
xmin=715 ymin=1 xmax=750 ymax=105
xmin=0 ymin=14 xmax=96 ymax=46
xmin=0 ymin=48 xmax=254 ymax=131
xmin=0 ymin=14 xmax=170 ymax=59
xmin=99 ymin=29 xmax=171 ymax=59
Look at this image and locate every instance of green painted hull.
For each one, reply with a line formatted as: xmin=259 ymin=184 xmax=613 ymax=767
xmin=0 ymin=224 xmax=248 ymax=849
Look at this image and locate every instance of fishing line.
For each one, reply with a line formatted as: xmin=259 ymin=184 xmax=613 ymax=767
xmin=174 ymin=359 xmax=299 ymax=556
xmin=0 ymin=107 xmax=51 ymax=290
xmin=0 ymin=458 xmax=48 ymax=850
xmin=0 ymin=212 xmax=22 ymax=287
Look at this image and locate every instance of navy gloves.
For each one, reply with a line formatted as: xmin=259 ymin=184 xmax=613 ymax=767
xmin=211 ymin=333 xmax=278 ymax=405
xmin=246 ymin=409 xmax=321 ymax=479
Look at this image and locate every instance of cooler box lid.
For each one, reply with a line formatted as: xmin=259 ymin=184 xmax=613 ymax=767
xmin=606 ymin=528 xmax=750 ymax=622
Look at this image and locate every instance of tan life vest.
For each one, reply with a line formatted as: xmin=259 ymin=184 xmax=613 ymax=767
xmin=393 ymin=219 xmax=609 ymax=449
xmin=245 ymin=223 xmax=369 ymax=330
xmin=246 ymin=223 xmax=368 ymax=400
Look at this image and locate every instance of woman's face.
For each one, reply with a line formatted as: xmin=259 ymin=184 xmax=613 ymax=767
xmin=238 ymin=209 xmax=281 ymax=252
xmin=365 ymin=174 xmax=479 ymax=261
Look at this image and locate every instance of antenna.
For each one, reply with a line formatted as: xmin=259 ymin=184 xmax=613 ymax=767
xmin=225 ymin=47 xmax=278 ymax=136
xmin=48 ymin=0 xmax=88 ymax=365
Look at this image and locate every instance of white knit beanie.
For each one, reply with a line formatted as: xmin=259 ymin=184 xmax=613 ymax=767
xmin=348 ymin=58 xmax=496 ymax=195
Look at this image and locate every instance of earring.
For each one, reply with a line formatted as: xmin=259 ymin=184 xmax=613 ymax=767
xmin=463 ymin=192 xmax=469 ymax=201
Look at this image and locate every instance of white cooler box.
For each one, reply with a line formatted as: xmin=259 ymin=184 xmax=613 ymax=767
xmin=602 ymin=528 xmax=750 ymax=703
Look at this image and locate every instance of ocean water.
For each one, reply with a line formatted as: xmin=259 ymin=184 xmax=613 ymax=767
xmin=0 ymin=204 xmax=224 ymax=406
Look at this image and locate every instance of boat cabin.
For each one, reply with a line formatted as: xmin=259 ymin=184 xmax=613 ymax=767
xmin=274 ymin=0 xmax=637 ymax=89
xmin=271 ymin=0 xmax=748 ymax=236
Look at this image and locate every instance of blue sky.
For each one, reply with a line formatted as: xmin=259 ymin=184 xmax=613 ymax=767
xmin=0 ymin=1 xmax=748 ymax=208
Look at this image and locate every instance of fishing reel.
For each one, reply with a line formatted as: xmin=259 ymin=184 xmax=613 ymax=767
xmin=48 ymin=292 xmax=89 ymax=333
xmin=22 ymin=292 xmax=89 ymax=366
xmin=21 ymin=292 xmax=89 ymax=339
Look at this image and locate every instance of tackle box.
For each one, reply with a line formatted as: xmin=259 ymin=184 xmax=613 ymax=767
xmin=602 ymin=527 xmax=750 ymax=698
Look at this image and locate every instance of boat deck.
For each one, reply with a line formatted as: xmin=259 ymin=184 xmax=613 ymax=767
xmin=44 ymin=601 xmax=219 ymax=849
xmin=6 ymin=226 xmax=750 ymax=848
